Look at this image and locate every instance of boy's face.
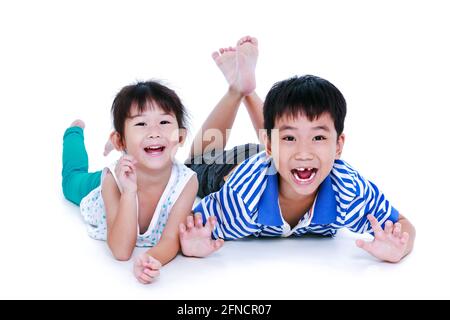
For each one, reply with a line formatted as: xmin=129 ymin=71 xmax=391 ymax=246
xmin=267 ymin=112 xmax=344 ymax=198
xmin=120 ymin=103 xmax=183 ymax=171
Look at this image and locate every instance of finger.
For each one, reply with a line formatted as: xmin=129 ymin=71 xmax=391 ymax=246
xmin=179 ymin=223 xmax=187 ymax=239
xmin=145 ymin=257 xmax=162 ymax=270
xmin=213 ymin=239 xmax=225 ymax=250
xmin=393 ymin=223 xmax=402 ymax=238
xmin=367 ymin=214 xmax=383 ymax=236
xmin=186 ymin=215 xmax=194 ymax=230
xmin=194 ymin=214 xmax=203 ymax=229
xmin=123 ymin=165 xmax=134 ymax=174
xmin=119 ymin=158 xmax=137 ymax=169
xmin=400 ymin=232 xmax=410 ymax=245
xmin=384 ymin=220 xmax=394 ymax=234
xmin=208 ymin=216 xmax=217 ymax=231
xmin=121 ymin=154 xmax=136 ymax=162
xmin=143 ymin=268 xmax=160 ymax=278
xmin=139 ymin=273 xmax=153 ymax=284
xmin=356 ymin=239 xmax=373 ymax=253
xmin=150 ymin=260 xmax=162 ymax=270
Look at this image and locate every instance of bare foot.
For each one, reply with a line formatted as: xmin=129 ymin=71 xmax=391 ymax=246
xmin=236 ymin=36 xmax=258 ymax=95
xmin=212 ymin=47 xmax=237 ymax=89
xmin=212 ymin=36 xmax=258 ymax=95
xmin=70 ymin=119 xmax=85 ymax=129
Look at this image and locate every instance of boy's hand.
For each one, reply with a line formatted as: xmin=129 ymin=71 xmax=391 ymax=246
xmin=115 ymin=155 xmax=138 ymax=194
xmin=356 ymin=214 xmax=410 ymax=263
xmin=179 ymin=214 xmax=224 ymax=258
xmin=133 ymin=252 xmax=161 ymax=284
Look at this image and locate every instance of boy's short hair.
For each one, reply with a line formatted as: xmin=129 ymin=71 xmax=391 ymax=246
xmin=111 ymin=80 xmax=188 ymax=138
xmin=263 ymin=75 xmax=346 ymax=138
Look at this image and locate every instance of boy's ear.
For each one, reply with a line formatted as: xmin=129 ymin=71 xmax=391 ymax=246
xmin=110 ymin=131 xmax=125 ymax=151
xmin=178 ymin=128 xmax=187 ymax=146
xmin=263 ymin=130 xmax=272 ymax=157
xmin=335 ymin=133 xmax=345 ymax=159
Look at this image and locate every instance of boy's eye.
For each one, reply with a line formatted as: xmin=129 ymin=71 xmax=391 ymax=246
xmin=313 ymin=136 xmax=326 ymax=141
xmin=282 ymin=136 xmax=295 ymax=142
xmin=135 ymin=122 xmax=146 ymax=126
xmin=160 ymin=120 xmax=171 ymax=125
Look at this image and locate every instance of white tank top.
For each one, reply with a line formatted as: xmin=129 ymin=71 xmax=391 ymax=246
xmin=79 ymin=161 xmax=196 ymax=247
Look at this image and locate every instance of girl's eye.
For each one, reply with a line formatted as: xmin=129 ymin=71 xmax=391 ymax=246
xmin=282 ymin=136 xmax=295 ymax=142
xmin=313 ymin=136 xmax=326 ymax=141
xmin=135 ymin=122 xmax=146 ymax=126
xmin=160 ymin=120 xmax=171 ymax=125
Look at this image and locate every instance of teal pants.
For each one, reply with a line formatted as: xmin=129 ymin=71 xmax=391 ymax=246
xmin=62 ymin=126 xmax=102 ymax=206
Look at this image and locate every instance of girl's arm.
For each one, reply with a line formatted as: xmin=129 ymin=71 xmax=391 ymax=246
xmin=145 ymin=175 xmax=199 ymax=265
xmin=102 ymin=172 xmax=138 ymax=261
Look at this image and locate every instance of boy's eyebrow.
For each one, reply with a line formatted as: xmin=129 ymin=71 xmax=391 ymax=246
xmin=312 ymin=125 xmax=331 ymax=132
xmin=278 ymin=125 xmax=331 ymax=132
xmin=279 ymin=125 xmax=298 ymax=132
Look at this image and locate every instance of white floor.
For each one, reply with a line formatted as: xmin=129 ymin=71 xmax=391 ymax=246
xmin=0 ymin=188 xmax=447 ymax=299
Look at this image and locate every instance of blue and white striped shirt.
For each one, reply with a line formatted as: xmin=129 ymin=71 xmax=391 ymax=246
xmin=193 ymin=151 xmax=399 ymax=240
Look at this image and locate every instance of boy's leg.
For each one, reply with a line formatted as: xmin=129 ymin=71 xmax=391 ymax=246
xmin=62 ymin=120 xmax=102 ymax=206
xmin=243 ymin=92 xmax=265 ymax=144
xmin=185 ymin=143 xmax=264 ymax=198
xmin=189 ymin=36 xmax=259 ymax=159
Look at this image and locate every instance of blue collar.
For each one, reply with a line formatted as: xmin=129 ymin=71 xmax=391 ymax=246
xmin=256 ymin=174 xmax=338 ymax=226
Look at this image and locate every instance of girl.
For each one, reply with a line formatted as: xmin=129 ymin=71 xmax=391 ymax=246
xmin=61 ymin=81 xmax=199 ymax=284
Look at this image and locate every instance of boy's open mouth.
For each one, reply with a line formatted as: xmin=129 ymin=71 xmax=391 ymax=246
xmin=144 ymin=145 xmax=166 ymax=156
xmin=291 ymin=167 xmax=317 ymax=183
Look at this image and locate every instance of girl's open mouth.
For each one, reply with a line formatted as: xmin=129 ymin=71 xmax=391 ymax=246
xmin=144 ymin=145 xmax=166 ymax=156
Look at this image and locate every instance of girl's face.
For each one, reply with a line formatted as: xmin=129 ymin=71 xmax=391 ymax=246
xmin=121 ymin=103 xmax=183 ymax=171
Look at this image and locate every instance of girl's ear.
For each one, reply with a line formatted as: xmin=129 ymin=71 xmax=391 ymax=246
xmin=335 ymin=133 xmax=345 ymax=159
xmin=110 ymin=131 xmax=125 ymax=152
xmin=178 ymin=128 xmax=187 ymax=146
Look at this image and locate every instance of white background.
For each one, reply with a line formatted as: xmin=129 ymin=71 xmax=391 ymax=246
xmin=1 ymin=0 xmax=449 ymax=299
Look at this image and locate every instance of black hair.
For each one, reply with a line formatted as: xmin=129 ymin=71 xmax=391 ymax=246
xmin=263 ymin=75 xmax=346 ymax=138
xmin=111 ymin=80 xmax=188 ymax=139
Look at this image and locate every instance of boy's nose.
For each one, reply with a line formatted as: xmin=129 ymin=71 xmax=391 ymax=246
xmin=294 ymin=144 xmax=314 ymax=160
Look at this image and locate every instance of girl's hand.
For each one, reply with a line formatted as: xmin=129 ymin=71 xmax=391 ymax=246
xmin=133 ymin=252 xmax=161 ymax=284
xmin=115 ymin=155 xmax=138 ymax=194
xmin=356 ymin=214 xmax=410 ymax=263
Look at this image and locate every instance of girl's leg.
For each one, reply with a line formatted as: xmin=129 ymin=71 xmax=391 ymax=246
xmin=62 ymin=121 xmax=102 ymax=206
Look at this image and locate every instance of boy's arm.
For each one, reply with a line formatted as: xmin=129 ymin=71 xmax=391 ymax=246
xmin=102 ymin=172 xmax=137 ymax=261
xmin=144 ymin=175 xmax=199 ymax=265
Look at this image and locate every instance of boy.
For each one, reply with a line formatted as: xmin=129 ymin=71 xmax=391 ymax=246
xmin=180 ymin=36 xmax=415 ymax=263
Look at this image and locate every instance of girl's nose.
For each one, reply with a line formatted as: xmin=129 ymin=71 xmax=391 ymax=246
xmin=146 ymin=127 xmax=161 ymax=139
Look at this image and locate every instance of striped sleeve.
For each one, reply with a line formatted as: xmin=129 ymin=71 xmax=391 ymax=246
xmin=341 ymin=172 xmax=399 ymax=235
xmin=192 ymin=185 xmax=260 ymax=240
